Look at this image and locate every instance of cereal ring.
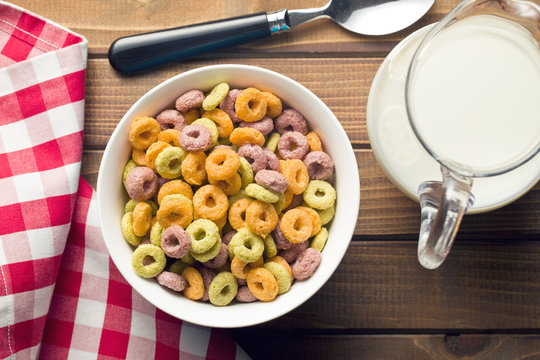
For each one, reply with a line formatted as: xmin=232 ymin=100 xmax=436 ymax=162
xmin=169 ymin=260 xmax=189 ymax=275
xmin=125 ymin=199 xmax=157 ymax=215
xmin=262 ymin=91 xmax=283 ymax=118
xmin=157 ymin=175 xmax=170 ymax=190
xmin=228 ymin=189 xmax=249 ymax=207
xmin=192 ymin=185 xmax=229 ymax=220
xmin=246 ymin=200 xmax=278 ymax=238
xmin=219 ymin=89 xmax=242 ymax=123
xmin=132 ymin=202 xmax=152 ymax=236
xmin=156 ymin=109 xmax=186 ymax=131
xmin=263 ymin=148 xmax=280 ymax=171
xmin=266 ymin=255 xmax=293 ymax=280
xmin=149 ymin=221 xmax=163 ymax=247
xmin=202 ymin=108 xmax=234 ymax=138
xmin=279 ymin=240 xmax=309 ymax=263
xmin=310 ymin=227 xmax=329 ymax=251
xmin=181 ymin=151 xmax=207 ymax=185
xmin=232 ymin=229 xmax=264 ymax=263
xmin=231 ymin=256 xmax=264 ymax=280
xmin=284 ymin=193 xmax=303 ymax=212
xmin=238 ymin=144 xmax=266 ymax=173
xmin=182 ymin=266 xmax=204 ymax=300
xmin=303 ymin=151 xmax=334 ymax=180
xmin=272 ymin=192 xmax=286 ymax=214
xmin=157 ymin=179 xmax=193 ymax=204
xmin=123 ymin=159 xmax=137 ymax=188
xmin=275 ymin=109 xmax=308 ymax=135
xmin=317 ymin=204 xmax=335 ymax=225
xmin=145 ymin=141 xmax=171 ymax=171
xmin=245 ymin=183 xmax=280 ymax=204
xmin=179 ymin=124 xmax=213 ymax=152
xmin=208 ymin=271 xmax=238 ymax=306
xmin=132 ymin=244 xmax=166 ymax=278
xmin=239 ymin=116 xmax=274 ymax=135
xmin=292 ymin=248 xmax=322 ymax=280
xmin=222 ymin=230 xmax=237 ymax=246
xmin=265 ymin=132 xmax=281 ymax=153
xmin=263 ymin=233 xmax=278 ymax=258
xmin=202 ymin=82 xmax=229 ymax=111
xmin=161 ymin=225 xmax=191 ymax=258
xmin=192 ymin=118 xmax=219 ymax=147
xmin=238 ymin=156 xmax=254 ymax=188
xmin=205 ymin=147 xmax=240 ymax=180
xmin=303 ymin=180 xmax=336 ymax=210
xmin=182 ymin=108 xmax=200 ymax=124
xmin=280 ymin=208 xmax=313 ymax=243
xmin=236 ymin=277 xmax=247 ymax=287
xmin=235 ymin=87 xmax=267 ymax=122
xmin=128 ymin=117 xmax=161 ymax=150
xmin=278 ymin=131 xmax=309 ymax=160
xmin=186 ymin=219 xmax=220 ymax=253
xmin=132 ymin=148 xmax=148 ymax=166
xmin=280 ymin=159 xmax=309 ymax=195
xmin=199 ymin=266 xmax=216 ymax=302
xmin=209 ymin=173 xmax=242 ymax=196
xmin=202 ymin=243 xmax=228 ymax=269
xmin=155 ymin=146 xmax=187 ymax=179
xmin=125 ymin=166 xmax=158 ymax=201
xmin=306 ymin=131 xmax=323 ymax=152
xmin=122 ymin=212 xmax=143 ymax=246
xmin=272 ymin=219 xmax=291 ymax=250
xmin=246 ymin=267 xmax=278 ymax=302
xmin=156 ymin=198 xmax=193 ymax=229
xmin=236 ymin=286 xmax=257 ymax=303
xmin=158 ymin=129 xmax=181 ymax=147
xmin=296 ymin=206 xmax=322 ymax=237
xmin=255 ymin=170 xmax=289 ymax=193
xmin=228 ymin=197 xmax=253 ymax=230
xmin=175 ymin=89 xmax=205 ymax=112
xmin=156 ymin=271 xmax=186 ymax=292
xmin=212 ymin=214 xmax=228 ymax=232
xmin=229 ymin=127 xmax=265 ymax=147
xmin=191 ymin=237 xmax=222 ymax=263
xmin=263 ymin=261 xmax=291 ymax=295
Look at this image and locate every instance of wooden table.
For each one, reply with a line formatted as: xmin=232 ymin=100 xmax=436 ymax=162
xmin=14 ymin=0 xmax=540 ymax=358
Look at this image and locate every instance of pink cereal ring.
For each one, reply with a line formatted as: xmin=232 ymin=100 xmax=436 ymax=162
xmin=239 ymin=116 xmax=274 ymax=136
xmin=284 ymin=194 xmax=303 ymax=212
xmin=278 ymin=131 xmax=309 ymax=160
xmin=279 ymin=240 xmax=309 ymax=263
xmin=219 ymin=89 xmax=242 ymax=123
xmin=236 ymin=277 xmax=247 ymax=286
xmin=222 ymin=230 xmax=237 ymax=245
xmin=275 ymin=109 xmax=308 ymax=135
xmin=161 ymin=225 xmax=191 ymax=258
xmin=238 ymin=144 xmax=267 ymax=173
xmin=236 ymin=285 xmax=258 ymax=303
xmin=263 ymin=148 xmax=280 ymax=172
xmin=125 ymin=166 xmax=158 ymax=201
xmin=156 ymin=109 xmax=186 ymax=131
xmin=175 ymin=89 xmax=205 ymax=112
xmin=272 ymin=219 xmax=291 ymax=250
xmin=303 ymin=151 xmax=335 ymax=180
xmin=292 ymin=248 xmax=322 ymax=280
xmin=202 ymin=243 xmax=228 ymax=269
xmin=157 ymin=271 xmax=187 ymax=292
xmin=255 ymin=170 xmax=289 ymax=193
xmin=179 ymin=124 xmax=213 ymax=151
xmin=199 ymin=266 xmax=217 ymax=302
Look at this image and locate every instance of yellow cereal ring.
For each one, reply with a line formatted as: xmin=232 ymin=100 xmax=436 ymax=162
xmin=296 ymin=206 xmax=321 ymax=237
xmin=169 ymin=260 xmax=189 ymax=275
xmin=157 ymin=179 xmax=193 ymax=204
xmin=246 ymin=267 xmax=278 ymax=302
xmin=182 ymin=266 xmax=204 ymax=300
xmin=231 ymin=256 xmax=264 ymax=280
xmin=132 ymin=202 xmax=152 ymax=236
xmin=158 ymin=129 xmax=181 ymax=147
xmin=263 ymin=233 xmax=278 ymax=258
xmin=280 ymin=159 xmax=309 ymax=195
xmin=238 ymin=156 xmax=254 ymax=188
xmin=123 ymin=159 xmax=137 ymax=188
xmin=232 ymin=229 xmax=264 ymax=263
xmin=303 ymin=180 xmax=336 ymax=210
xmin=181 ymin=151 xmax=207 ymax=186
xmin=245 ymin=183 xmax=280 ymax=204
xmin=132 ymin=244 xmax=166 ymax=278
xmin=310 ymin=227 xmax=329 ymax=251
xmin=192 ymin=118 xmax=218 ymax=147
xmin=193 ymin=185 xmax=229 ymax=221
xmin=145 ymin=141 xmax=171 ymax=171
xmin=280 ymin=208 xmax=313 ymax=244
xmin=125 ymin=199 xmax=157 ymax=214
xmin=235 ymin=88 xmax=267 ymax=122
xmin=132 ymin=148 xmax=148 ymax=166
xmin=227 ymin=197 xmax=253 ymax=230
xmin=191 ymin=237 xmax=222 ymax=262
xmin=155 ymin=146 xmax=187 ymax=179
xmin=306 ymin=131 xmax=323 ymax=152
xmin=229 ymin=127 xmax=265 ymax=147
xmin=208 ymin=271 xmax=238 ymax=306
xmin=228 ymin=189 xmax=249 ymax=207
xmin=122 ymin=212 xmax=143 ymax=246
xmin=209 ymin=172 xmax=242 ymax=196
xmin=156 ymin=198 xmax=193 ymax=229
xmin=186 ymin=218 xmax=219 ymax=253
xmin=261 ymin=91 xmax=283 ymax=118
xmin=317 ymin=204 xmax=335 ymax=225
xmin=129 ymin=117 xmax=160 ymax=150
xmin=263 ymin=261 xmax=291 ymax=295
xmin=266 ymin=256 xmax=293 ymax=280
xmin=149 ymin=220 xmax=163 ymax=247
xmin=202 ymin=109 xmax=234 ymax=138
xmin=246 ymin=200 xmax=278 ymax=238
xmin=203 ymin=82 xmax=229 ymax=111
xmin=265 ymin=132 xmax=281 ymax=153
xmin=205 ymin=147 xmax=240 ymax=180
xmin=182 ymin=109 xmax=199 ymax=125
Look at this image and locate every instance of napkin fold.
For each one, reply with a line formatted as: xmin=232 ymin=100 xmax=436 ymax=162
xmin=0 ymin=2 xmax=247 ymax=359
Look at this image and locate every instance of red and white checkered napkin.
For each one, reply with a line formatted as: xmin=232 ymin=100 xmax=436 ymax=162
xmin=0 ymin=2 xmax=248 ymax=359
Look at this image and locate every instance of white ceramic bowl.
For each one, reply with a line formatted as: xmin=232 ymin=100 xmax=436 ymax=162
xmin=97 ymin=64 xmax=360 ymax=328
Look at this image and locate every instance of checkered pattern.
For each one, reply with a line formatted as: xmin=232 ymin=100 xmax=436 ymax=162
xmin=0 ymin=2 xmax=248 ymax=359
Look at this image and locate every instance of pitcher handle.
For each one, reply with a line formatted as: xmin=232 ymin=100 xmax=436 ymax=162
xmin=417 ymin=166 xmax=475 ymax=269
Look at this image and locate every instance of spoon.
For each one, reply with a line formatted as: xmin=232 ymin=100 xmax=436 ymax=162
xmin=108 ymin=0 xmax=434 ymax=73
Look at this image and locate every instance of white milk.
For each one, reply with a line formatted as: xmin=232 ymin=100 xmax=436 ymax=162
xmin=408 ymin=15 xmax=540 ymax=174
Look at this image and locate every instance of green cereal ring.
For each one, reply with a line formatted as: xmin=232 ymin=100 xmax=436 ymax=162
xmin=272 ymin=192 xmax=286 ymax=214
xmin=263 ymin=261 xmax=291 ymax=295
xmin=161 ymin=193 xmax=193 ymax=208
xmin=169 ymin=260 xmax=190 ymax=275
xmin=310 ymin=227 xmax=329 ymax=251
xmin=125 ymin=200 xmax=158 ymax=215
xmin=218 ymin=136 xmax=232 ymax=146
xmin=303 ymin=180 xmax=336 ymax=210
xmin=192 ymin=118 xmax=218 ymax=147
xmin=186 ymin=219 xmax=220 ymax=253
xmin=181 ymin=251 xmax=196 ymax=265
xmin=265 ymin=132 xmax=281 ymax=153
xmin=122 ymin=212 xmax=142 ymax=246
xmin=231 ymin=144 xmax=239 ymax=152
xmin=202 ymin=82 xmax=230 ymax=111
xmin=238 ymin=157 xmax=254 ymax=188
xmin=245 ymin=183 xmax=280 ymax=204
xmin=155 ymin=147 xmax=187 ymax=179
xmin=149 ymin=221 xmax=163 ymax=247
xmin=263 ymin=233 xmax=278 ymax=258
xmin=123 ymin=159 xmax=138 ymax=188
xmin=208 ymin=271 xmax=238 ymax=306
xmin=316 ymin=203 xmax=335 ymax=225
xmin=131 ymin=244 xmax=166 ymax=278
xmin=232 ymin=228 xmax=264 ymax=263
xmin=191 ymin=237 xmax=222 ymax=262
xmin=229 ymin=189 xmax=249 ymax=206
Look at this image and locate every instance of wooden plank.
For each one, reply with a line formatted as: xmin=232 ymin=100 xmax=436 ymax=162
xmin=82 ymin=149 xmax=540 ymax=237
xmin=228 ymin=334 xmax=540 ymax=360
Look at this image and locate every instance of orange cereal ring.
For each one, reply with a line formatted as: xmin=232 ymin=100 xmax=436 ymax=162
xmin=208 ymin=172 xmax=242 ymax=196
xmin=132 ymin=201 xmax=152 ymax=236
xmin=235 ymin=87 xmax=267 ymax=122
xmin=306 ymin=131 xmax=322 ymax=152
xmin=280 ymin=159 xmax=309 ymax=195
xmin=228 ymin=197 xmax=253 ymax=230
xmin=202 ymin=109 xmax=234 ymax=138
xmin=132 ymin=148 xmax=148 ymax=166
xmin=145 ymin=141 xmax=171 ymax=171
xmin=129 ymin=117 xmax=160 ymax=150
xmin=157 ymin=129 xmax=181 ymax=147
xmin=296 ymin=206 xmax=321 ymax=237
xmin=156 ymin=198 xmax=193 ymax=229
xmin=192 ymin=185 xmax=229 ymax=221
xmin=181 ymin=151 xmax=207 ymax=186
xmin=182 ymin=109 xmax=200 ymax=124
xmin=182 ymin=266 xmax=204 ymax=300
xmin=231 ymin=256 xmax=264 ymax=280
xmin=229 ymin=127 xmax=265 ymax=147
xmin=280 ymin=208 xmax=313 ymax=243
xmin=205 ymin=147 xmax=240 ymax=180
xmin=266 ymin=255 xmax=293 ymax=281
xmin=246 ymin=200 xmax=278 ymax=238
xmin=246 ymin=267 xmax=279 ymax=302
xmin=282 ymin=189 xmax=294 ymax=211
xmin=157 ymin=180 xmax=193 ymax=204
xmin=262 ymin=91 xmax=283 ymax=118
